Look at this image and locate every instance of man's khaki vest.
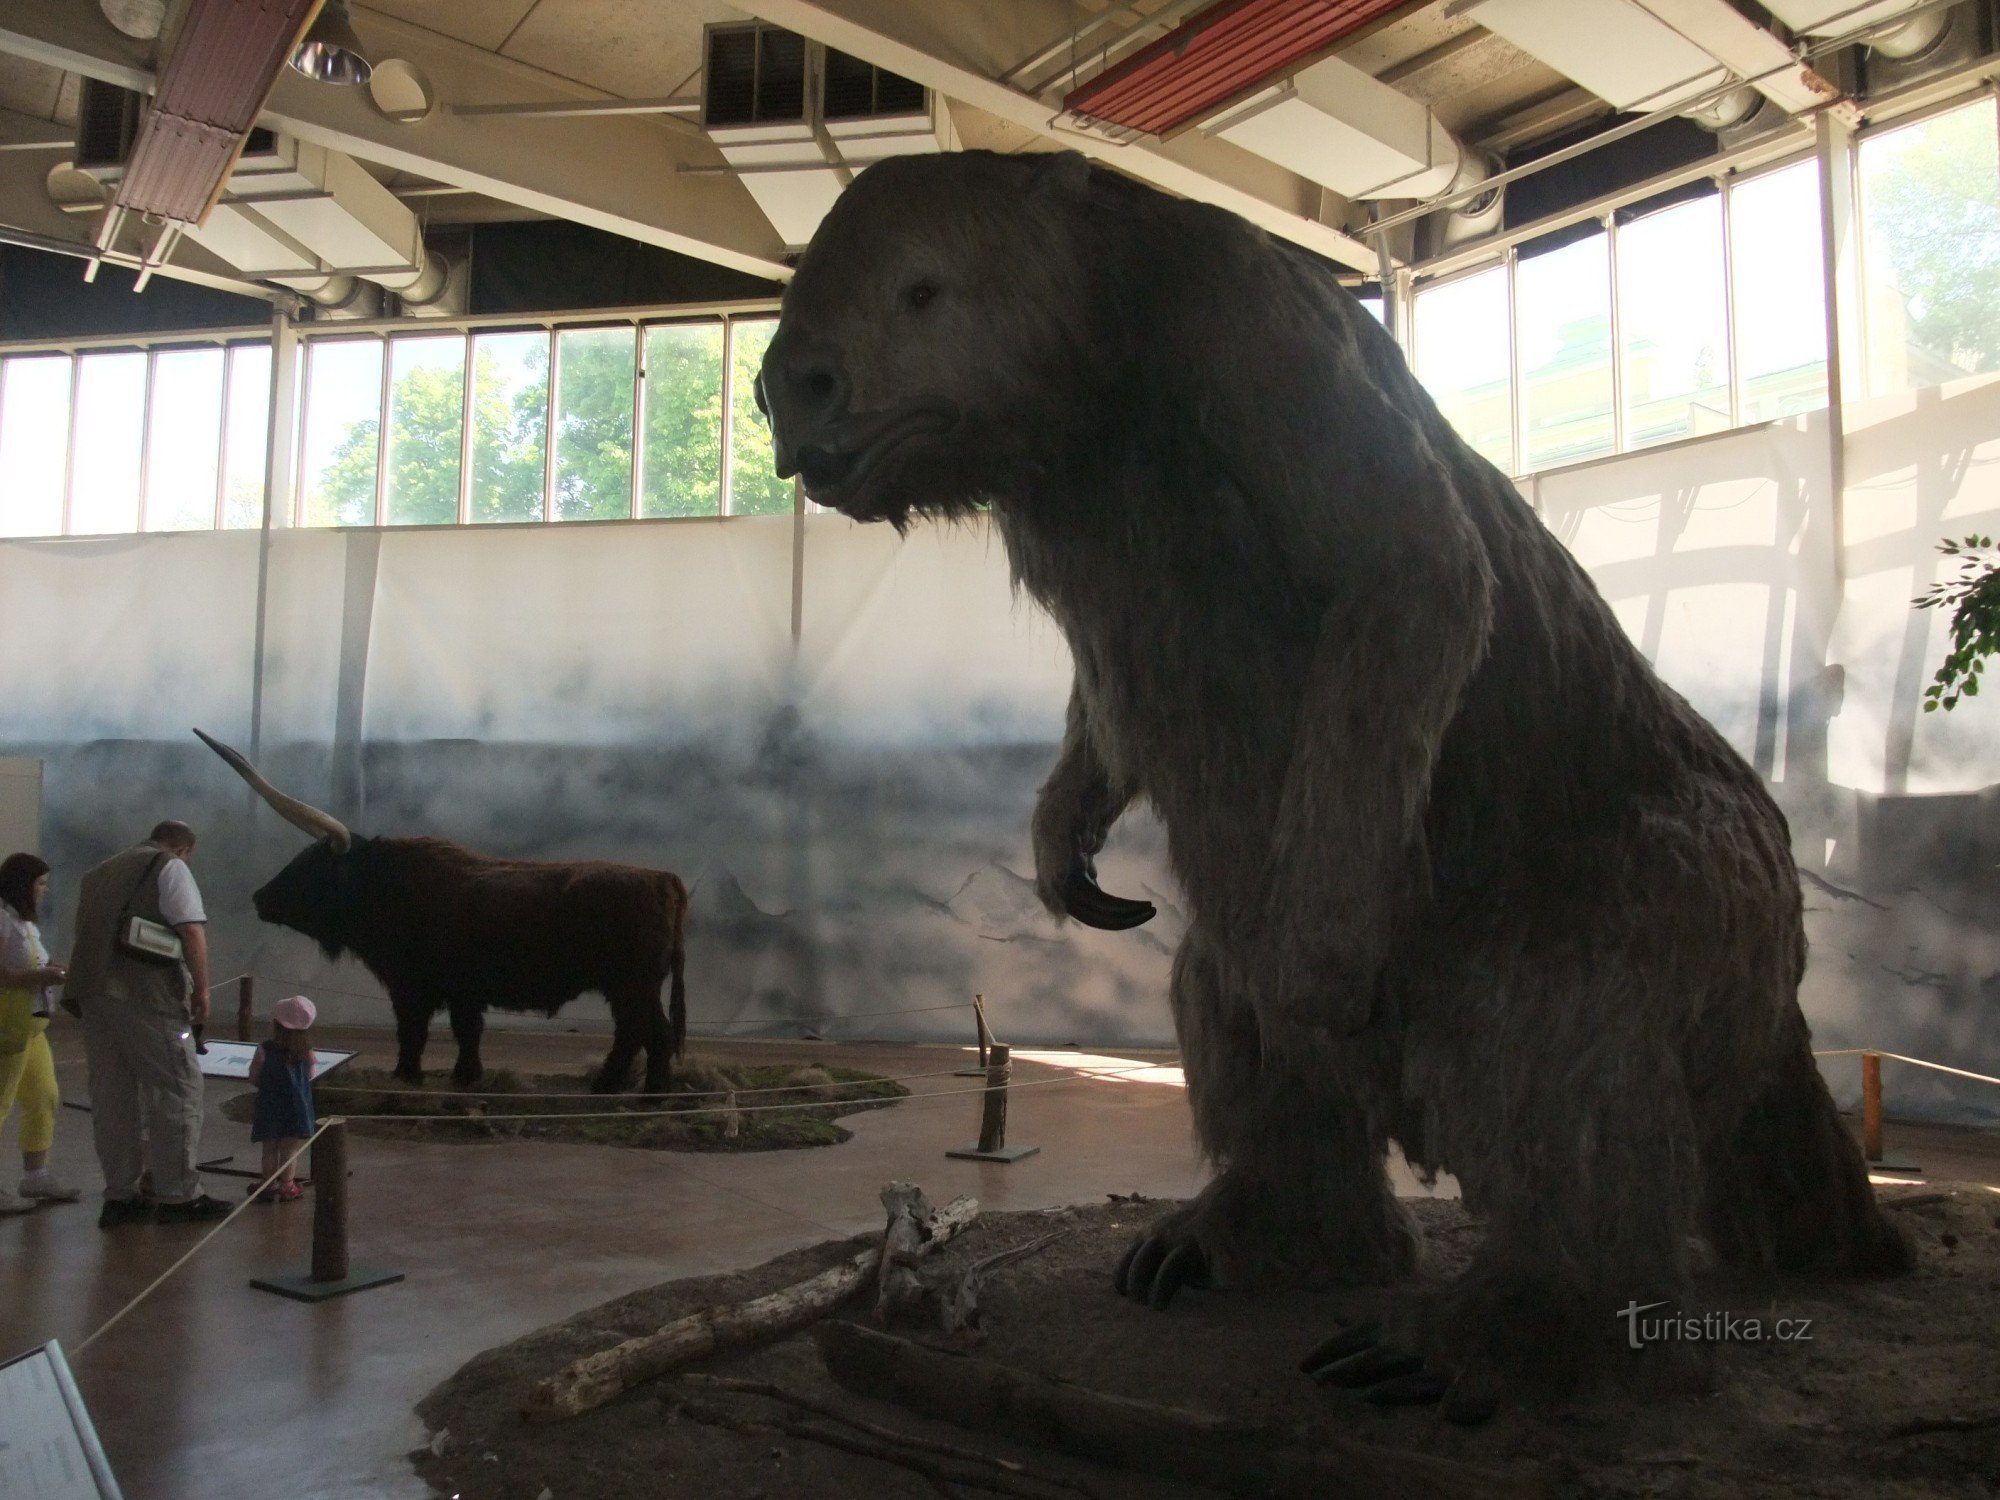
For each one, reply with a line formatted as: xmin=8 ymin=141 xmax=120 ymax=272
xmin=62 ymin=843 xmax=190 ymax=1018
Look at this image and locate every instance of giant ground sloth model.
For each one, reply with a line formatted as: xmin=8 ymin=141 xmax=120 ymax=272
xmin=758 ymin=150 xmax=1908 ymax=1416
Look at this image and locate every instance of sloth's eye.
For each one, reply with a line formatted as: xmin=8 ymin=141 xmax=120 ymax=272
xmin=904 ymin=281 xmax=938 ymax=311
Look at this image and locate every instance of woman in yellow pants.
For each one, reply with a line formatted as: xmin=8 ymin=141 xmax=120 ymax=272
xmin=0 ymin=853 xmax=79 ymax=1212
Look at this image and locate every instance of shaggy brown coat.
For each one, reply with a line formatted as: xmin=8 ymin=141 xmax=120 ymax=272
xmin=758 ymin=151 xmax=1907 ymax=1399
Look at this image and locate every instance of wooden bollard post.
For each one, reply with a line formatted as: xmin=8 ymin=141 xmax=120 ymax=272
xmin=1862 ymin=1052 xmax=1883 ymax=1163
xmin=310 ymin=1119 xmax=351 ymax=1283
xmin=236 ymin=975 xmax=255 ymax=1043
xmin=947 ymin=1042 xmax=1038 ymax=1163
xmin=250 ymin=1118 xmax=405 ymax=1302
xmin=954 ymin=993 xmax=996 ymax=1077
xmin=1857 ymin=1052 xmax=1923 ymax=1176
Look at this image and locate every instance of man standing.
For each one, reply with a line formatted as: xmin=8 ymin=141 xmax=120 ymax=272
xmin=62 ymin=820 xmax=227 ymax=1226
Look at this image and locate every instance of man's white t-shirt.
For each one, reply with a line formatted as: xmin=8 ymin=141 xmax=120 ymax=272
xmin=156 ymin=858 xmax=206 ymax=927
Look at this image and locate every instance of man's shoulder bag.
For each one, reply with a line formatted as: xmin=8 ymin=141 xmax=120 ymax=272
xmin=117 ymin=853 xmax=184 ymax=967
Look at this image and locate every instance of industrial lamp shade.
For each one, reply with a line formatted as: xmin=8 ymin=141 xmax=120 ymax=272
xmin=290 ymin=0 xmax=371 ymax=85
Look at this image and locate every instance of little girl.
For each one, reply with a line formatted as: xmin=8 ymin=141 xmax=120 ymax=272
xmin=247 ymin=995 xmax=318 ymax=1202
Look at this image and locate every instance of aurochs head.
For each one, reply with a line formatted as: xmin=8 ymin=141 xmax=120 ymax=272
xmin=757 ymin=150 xmax=1102 ymax=530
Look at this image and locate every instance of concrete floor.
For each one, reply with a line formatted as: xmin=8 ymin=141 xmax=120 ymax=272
xmin=1 ymin=1019 xmax=1993 ymax=1500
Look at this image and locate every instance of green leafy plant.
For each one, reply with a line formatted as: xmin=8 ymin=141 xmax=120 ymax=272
xmin=1916 ymin=534 xmax=2000 ymax=711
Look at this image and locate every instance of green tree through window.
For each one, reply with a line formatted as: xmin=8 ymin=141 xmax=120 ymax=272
xmin=306 ymin=316 xmax=782 ymax=526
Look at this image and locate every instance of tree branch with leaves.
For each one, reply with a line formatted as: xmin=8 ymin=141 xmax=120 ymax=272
xmin=1916 ymin=534 xmax=2000 ymax=711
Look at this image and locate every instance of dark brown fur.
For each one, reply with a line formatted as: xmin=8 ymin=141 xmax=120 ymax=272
xmin=253 ymin=835 xmax=688 ymax=1092
xmin=760 ymin=151 xmax=1908 ymax=1396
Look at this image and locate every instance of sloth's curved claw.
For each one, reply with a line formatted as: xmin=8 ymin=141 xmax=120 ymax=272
xmin=1113 ymin=1227 xmax=1208 ymax=1308
xmin=1300 ymin=1323 xmax=1499 ymax=1425
xmin=1062 ymin=855 xmax=1156 ymax=930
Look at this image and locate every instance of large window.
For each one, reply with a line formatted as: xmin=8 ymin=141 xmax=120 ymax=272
xmin=0 ymin=356 xmax=72 ymax=537
xmin=468 ymin=330 xmax=549 ymax=524
xmin=69 ymin=351 xmax=148 ymax=535
xmin=641 ymin=322 xmax=725 ymax=518
xmin=383 ymin=334 xmax=465 ymax=526
xmin=727 ymin=317 xmax=791 ymax=516
xmin=1517 ymin=230 xmax=1615 ymax=471
xmin=299 ymin=338 xmax=385 ymax=527
xmin=1617 ymin=193 xmax=1729 ymax=449
xmin=144 ymin=348 xmax=225 ymax=531
xmin=1412 ymin=155 xmax=1843 ymax=474
xmin=1860 ymin=97 xmax=2000 ymax=395
xmin=221 ymin=344 xmax=272 ymax=529
xmin=1730 ymin=160 xmax=1829 ymax=422
xmin=1412 ymin=265 xmax=1513 ymax=474
xmin=552 ymin=326 xmax=637 ymax=522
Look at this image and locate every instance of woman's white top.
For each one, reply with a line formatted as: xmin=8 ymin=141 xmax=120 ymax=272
xmin=0 ymin=902 xmax=54 ymax=1016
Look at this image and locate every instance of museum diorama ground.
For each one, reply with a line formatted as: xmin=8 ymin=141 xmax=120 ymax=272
xmin=2 ymin=1020 xmax=1995 ymax=1500
xmin=419 ymin=1185 xmax=1999 ymax=1500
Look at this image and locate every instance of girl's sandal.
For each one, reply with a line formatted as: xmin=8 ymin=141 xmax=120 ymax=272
xmin=274 ymin=1181 xmax=304 ymax=1202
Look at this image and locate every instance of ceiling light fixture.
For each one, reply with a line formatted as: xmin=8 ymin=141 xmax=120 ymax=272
xmin=290 ymin=0 xmax=372 ymax=86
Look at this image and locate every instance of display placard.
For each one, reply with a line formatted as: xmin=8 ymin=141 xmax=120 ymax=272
xmin=195 ymin=1040 xmax=358 ymax=1082
xmin=0 ymin=1340 xmax=123 ymax=1500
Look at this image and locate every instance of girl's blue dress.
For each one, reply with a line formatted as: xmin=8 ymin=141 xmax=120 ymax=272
xmin=250 ymin=1041 xmax=316 ymax=1141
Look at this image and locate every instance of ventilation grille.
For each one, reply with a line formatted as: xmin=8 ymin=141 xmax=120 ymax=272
xmin=704 ymin=23 xmax=925 ymax=128
xmin=822 ymin=49 xmax=926 ymax=120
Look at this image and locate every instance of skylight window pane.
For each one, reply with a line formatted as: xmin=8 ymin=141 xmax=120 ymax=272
xmin=1618 ymin=194 xmax=1730 ymax=449
xmin=69 ymin=350 xmax=147 ymax=535
xmin=640 ymin=322 xmax=724 ymax=518
xmin=1859 ymin=99 xmax=2000 ymax=395
xmin=727 ymin=317 xmax=791 ymax=516
xmin=0 ymin=356 xmax=71 ymax=537
xmin=1730 ymin=161 xmax=1830 ymax=422
xmin=384 ymin=334 xmax=466 ymax=526
xmin=300 ymin=338 xmax=384 ymax=527
xmin=1518 ymin=231 xmax=1615 ymax=471
xmin=552 ymin=326 xmax=635 ymax=522
xmin=221 ymin=344 xmax=272 ymax=530
xmin=1413 ymin=266 xmax=1513 ymax=475
xmin=468 ymin=331 xmax=548 ymax=524
xmin=143 ymin=348 xmax=224 ymax=531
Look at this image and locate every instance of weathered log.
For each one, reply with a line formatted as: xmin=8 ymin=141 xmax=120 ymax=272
xmin=522 ymin=1190 xmax=978 ymax=1421
xmin=814 ymin=1322 xmax=1551 ymax=1500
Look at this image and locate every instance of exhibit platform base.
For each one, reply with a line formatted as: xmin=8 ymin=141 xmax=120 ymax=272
xmin=250 ymin=1266 xmax=405 ymax=1303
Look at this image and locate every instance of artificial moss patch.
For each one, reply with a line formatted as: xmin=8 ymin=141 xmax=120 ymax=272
xmin=220 ymin=1060 xmax=906 ymax=1151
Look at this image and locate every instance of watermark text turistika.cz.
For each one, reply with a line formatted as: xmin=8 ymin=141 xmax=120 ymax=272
xmin=1618 ymin=1301 xmax=1815 ymax=1350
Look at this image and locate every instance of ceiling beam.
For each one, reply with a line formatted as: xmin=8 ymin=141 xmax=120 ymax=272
xmin=725 ymin=0 xmax=1385 ymax=272
xmin=0 ymin=0 xmax=794 ymax=282
xmin=1630 ymin=0 xmax=1846 ymax=118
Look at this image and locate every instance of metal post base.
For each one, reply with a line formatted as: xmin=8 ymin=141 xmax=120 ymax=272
xmin=946 ymin=1143 xmax=1040 ymax=1163
xmin=250 ymin=1266 xmax=404 ymax=1302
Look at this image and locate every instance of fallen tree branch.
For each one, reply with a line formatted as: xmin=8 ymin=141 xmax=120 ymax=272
xmin=815 ymin=1322 xmax=1551 ymax=1500
xmin=1885 ymin=1410 xmax=2000 ymax=1439
xmin=670 ymin=1389 xmax=1089 ymax=1499
xmin=523 ymin=1187 xmax=978 ymax=1422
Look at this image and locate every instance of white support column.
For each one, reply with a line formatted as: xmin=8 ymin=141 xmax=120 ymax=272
xmin=251 ymin=305 xmax=299 ymax=766
xmin=1815 ymin=110 xmax=1862 ymax=589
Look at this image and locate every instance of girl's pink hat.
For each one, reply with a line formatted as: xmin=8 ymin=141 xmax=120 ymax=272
xmin=272 ymin=995 xmax=317 ymax=1030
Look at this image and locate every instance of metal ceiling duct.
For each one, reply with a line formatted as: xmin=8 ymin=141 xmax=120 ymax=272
xmin=1452 ymin=0 xmax=1729 ymax=113
xmin=1060 ymin=0 xmax=1412 ymax=138
xmin=1208 ymin=54 xmax=1467 ymax=199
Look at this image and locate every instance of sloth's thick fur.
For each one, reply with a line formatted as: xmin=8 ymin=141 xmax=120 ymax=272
xmin=760 ymin=151 xmax=1909 ymax=1397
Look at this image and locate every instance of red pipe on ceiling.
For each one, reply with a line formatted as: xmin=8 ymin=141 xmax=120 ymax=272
xmin=1062 ymin=0 xmax=1410 ymax=138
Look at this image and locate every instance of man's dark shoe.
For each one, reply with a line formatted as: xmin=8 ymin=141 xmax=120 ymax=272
xmin=97 ymin=1197 xmax=150 ymax=1229
xmin=153 ymin=1194 xmax=231 ymax=1225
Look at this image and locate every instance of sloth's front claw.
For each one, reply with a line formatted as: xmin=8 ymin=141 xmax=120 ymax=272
xmin=1062 ymin=853 xmax=1156 ymax=930
xmin=1114 ymin=1227 xmax=1209 ymax=1308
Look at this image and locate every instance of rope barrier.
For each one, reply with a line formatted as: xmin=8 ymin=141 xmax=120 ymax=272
xmin=69 ymin=1123 xmax=331 ymax=1359
xmin=1814 ymin=1048 xmax=2000 ymax=1090
xmin=332 ymin=1062 xmax=1167 ymax=1124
